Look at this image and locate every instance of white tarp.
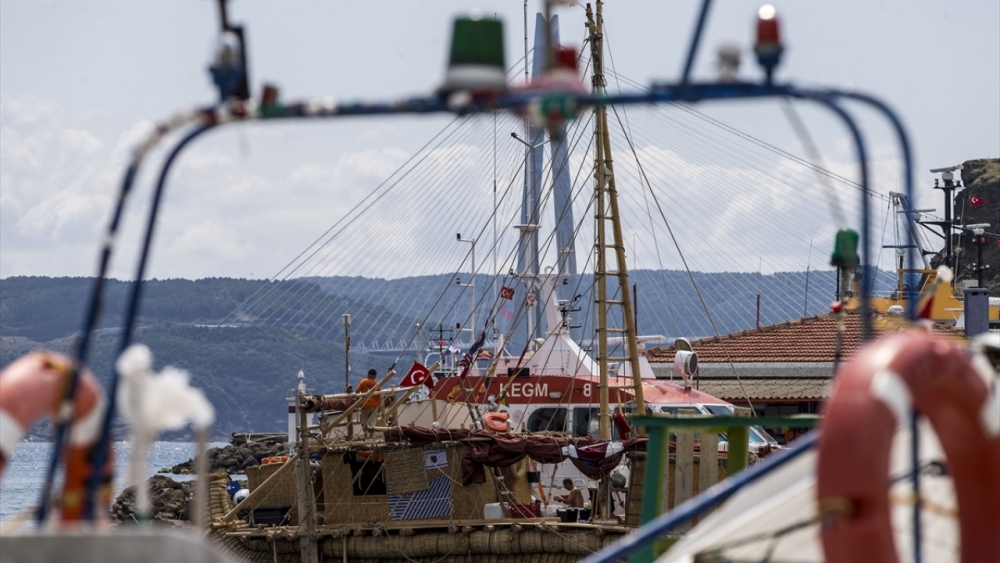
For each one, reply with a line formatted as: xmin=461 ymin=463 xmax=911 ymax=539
xmin=658 ymin=420 xmax=958 ymax=563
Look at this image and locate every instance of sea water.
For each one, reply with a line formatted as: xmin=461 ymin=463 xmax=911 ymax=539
xmin=0 ymin=441 xmax=229 ymax=523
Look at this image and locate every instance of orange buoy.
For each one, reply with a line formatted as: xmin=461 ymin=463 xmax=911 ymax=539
xmin=484 ymin=411 xmax=510 ymax=433
xmin=261 ymin=455 xmax=290 ymax=465
xmin=817 ymin=331 xmax=1000 ymax=563
xmin=0 ymin=352 xmax=113 ymax=521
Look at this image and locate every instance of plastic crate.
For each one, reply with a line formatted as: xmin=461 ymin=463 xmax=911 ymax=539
xmin=509 ymin=502 xmax=541 ymax=518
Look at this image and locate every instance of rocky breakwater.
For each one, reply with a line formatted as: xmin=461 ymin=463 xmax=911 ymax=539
xmin=112 ymin=440 xmax=287 ymax=523
xmin=112 ymin=475 xmax=193 ymax=525
xmin=161 ymin=441 xmax=288 ymax=474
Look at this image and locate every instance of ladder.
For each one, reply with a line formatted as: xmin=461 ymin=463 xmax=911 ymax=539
xmin=586 ymin=1 xmax=647 ymax=443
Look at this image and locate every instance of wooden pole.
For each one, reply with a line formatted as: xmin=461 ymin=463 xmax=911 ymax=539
xmin=587 ymin=1 xmax=611 ymax=443
xmin=297 ymin=392 xmax=320 ymax=563
xmin=193 ymin=426 xmax=209 ymax=531
xmin=593 ymin=0 xmax=645 ymax=419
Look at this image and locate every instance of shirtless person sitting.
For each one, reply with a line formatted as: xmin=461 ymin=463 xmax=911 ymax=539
xmin=553 ymin=478 xmax=584 ymax=508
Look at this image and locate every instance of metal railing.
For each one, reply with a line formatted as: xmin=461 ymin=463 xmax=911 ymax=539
xmin=623 ymin=414 xmax=820 ymax=563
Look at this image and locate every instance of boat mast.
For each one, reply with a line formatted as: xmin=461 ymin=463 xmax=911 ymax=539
xmin=586 ymin=1 xmax=646 ymax=442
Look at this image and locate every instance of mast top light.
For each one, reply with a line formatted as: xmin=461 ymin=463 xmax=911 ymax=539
xmin=753 ymin=4 xmax=783 ymax=82
xmin=756 ymin=5 xmax=780 ymax=44
xmin=439 ymin=17 xmax=507 ymax=95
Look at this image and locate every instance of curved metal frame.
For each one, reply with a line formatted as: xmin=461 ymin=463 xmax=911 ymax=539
xmin=35 ymin=9 xmax=918 ymax=544
xmin=80 ymin=124 xmax=217 ymax=520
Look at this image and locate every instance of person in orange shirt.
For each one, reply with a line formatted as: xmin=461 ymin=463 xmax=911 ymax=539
xmin=356 ymin=368 xmax=381 ymax=434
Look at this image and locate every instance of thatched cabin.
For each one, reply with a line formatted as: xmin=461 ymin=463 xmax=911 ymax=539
xmin=320 ymin=443 xmax=501 ymax=525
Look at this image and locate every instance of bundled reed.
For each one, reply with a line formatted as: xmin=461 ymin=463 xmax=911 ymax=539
xmin=246 ymin=461 xmax=299 ymax=525
xmin=317 ymin=529 xmax=619 ymax=563
xmin=497 ymin=458 xmax=533 ymax=504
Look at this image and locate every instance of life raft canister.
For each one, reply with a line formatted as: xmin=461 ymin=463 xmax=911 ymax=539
xmin=484 ymin=411 xmax=510 ymax=433
xmin=0 ymin=352 xmax=114 ymax=521
xmin=817 ymin=331 xmax=1000 ymax=563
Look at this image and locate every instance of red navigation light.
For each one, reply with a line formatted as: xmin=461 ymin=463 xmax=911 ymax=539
xmin=754 ymin=4 xmax=784 ymax=83
xmin=756 ymin=4 xmax=780 ymax=44
xmin=553 ymin=46 xmax=579 ymax=72
xmin=261 ymin=84 xmax=279 ymax=106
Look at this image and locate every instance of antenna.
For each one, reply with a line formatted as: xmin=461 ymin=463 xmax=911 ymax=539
xmin=929 ymin=164 xmax=963 ymax=174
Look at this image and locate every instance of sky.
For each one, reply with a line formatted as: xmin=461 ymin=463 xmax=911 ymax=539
xmin=1 ymin=0 xmax=998 ymax=281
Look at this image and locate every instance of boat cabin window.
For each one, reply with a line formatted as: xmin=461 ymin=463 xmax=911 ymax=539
xmin=701 ymin=405 xmax=775 ymax=445
xmin=526 ymin=407 xmax=567 ymax=433
xmin=572 ymin=408 xmax=627 ymax=440
xmin=343 ymin=451 xmax=387 ymax=496
xmin=573 ymin=408 xmax=598 ymax=438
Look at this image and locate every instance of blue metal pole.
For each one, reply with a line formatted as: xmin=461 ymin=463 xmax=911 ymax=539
xmin=36 ymin=162 xmax=139 ymax=524
xmin=835 ymin=92 xmax=916 ymax=321
xmin=830 ymin=93 xmax=922 ymax=560
xmin=579 ymin=432 xmax=819 ymax=563
xmin=82 ymin=124 xmax=216 ymax=520
xmin=911 ymin=411 xmax=922 ymax=563
xmin=679 ymin=0 xmax=714 ymax=84
xmin=803 ymin=96 xmax=872 ymax=340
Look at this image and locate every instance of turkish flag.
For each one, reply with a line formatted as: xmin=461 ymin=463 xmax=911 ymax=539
xmin=970 ymin=195 xmax=984 ymax=207
xmin=400 ymin=362 xmax=433 ymax=389
xmin=500 ymin=286 xmax=515 ymax=300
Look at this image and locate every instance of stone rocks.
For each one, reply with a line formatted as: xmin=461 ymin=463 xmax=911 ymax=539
xmin=953 ymin=159 xmax=1000 ymax=293
xmin=112 ymin=475 xmax=193 ymax=525
xmin=160 ymin=441 xmax=287 ymax=475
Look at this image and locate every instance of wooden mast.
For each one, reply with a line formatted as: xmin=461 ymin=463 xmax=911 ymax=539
xmin=586 ymin=1 xmax=646 ymax=443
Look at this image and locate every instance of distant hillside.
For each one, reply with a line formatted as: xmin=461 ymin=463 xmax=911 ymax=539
xmin=0 ymin=277 xmax=267 ymax=342
xmin=307 ymin=268 xmax=897 ymax=342
xmin=0 ymin=325 xmax=382 ymax=439
xmin=0 ymin=270 xmax=897 ymax=436
xmin=0 ymin=277 xmax=424 ymax=345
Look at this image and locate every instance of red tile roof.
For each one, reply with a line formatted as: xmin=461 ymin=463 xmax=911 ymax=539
xmin=646 ymin=312 xmax=963 ymax=363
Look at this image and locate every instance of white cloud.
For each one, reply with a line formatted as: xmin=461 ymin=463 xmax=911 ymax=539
xmin=110 ymin=120 xmax=156 ymax=164
xmin=0 ymin=105 xmax=150 ymax=276
xmin=0 ymin=126 xmax=46 ymax=171
xmin=60 ymin=128 xmax=104 ymax=155
xmin=165 ymin=221 xmax=250 ymax=261
xmin=0 ymin=96 xmax=56 ymax=126
xmin=16 ymin=189 xmax=107 ymax=240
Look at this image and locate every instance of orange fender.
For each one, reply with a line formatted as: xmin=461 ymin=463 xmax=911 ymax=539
xmin=0 ymin=352 xmax=113 ymax=521
xmin=817 ymin=332 xmax=1000 ymax=563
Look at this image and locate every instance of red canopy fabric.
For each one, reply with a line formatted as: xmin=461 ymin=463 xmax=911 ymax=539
xmin=385 ymin=426 xmax=646 ymax=485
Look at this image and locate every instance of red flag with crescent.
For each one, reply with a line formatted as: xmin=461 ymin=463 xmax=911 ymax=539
xmin=400 ymin=362 xmax=433 ymax=389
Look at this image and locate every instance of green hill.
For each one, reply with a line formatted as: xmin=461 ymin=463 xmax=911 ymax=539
xmin=0 ymin=270 xmax=898 ymax=437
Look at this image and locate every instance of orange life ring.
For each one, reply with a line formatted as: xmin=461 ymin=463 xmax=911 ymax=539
xmin=817 ymin=331 xmax=1000 ymax=563
xmin=0 ymin=352 xmax=113 ymax=521
xmin=262 ymin=456 xmax=290 ymax=465
xmin=484 ymin=411 xmax=510 ymax=433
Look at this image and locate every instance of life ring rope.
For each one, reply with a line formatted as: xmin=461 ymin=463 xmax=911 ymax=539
xmin=817 ymin=331 xmax=1000 ymax=563
xmin=0 ymin=352 xmax=112 ymax=521
xmin=484 ymin=411 xmax=510 ymax=433
xmin=0 ymin=410 xmax=25 ymax=462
